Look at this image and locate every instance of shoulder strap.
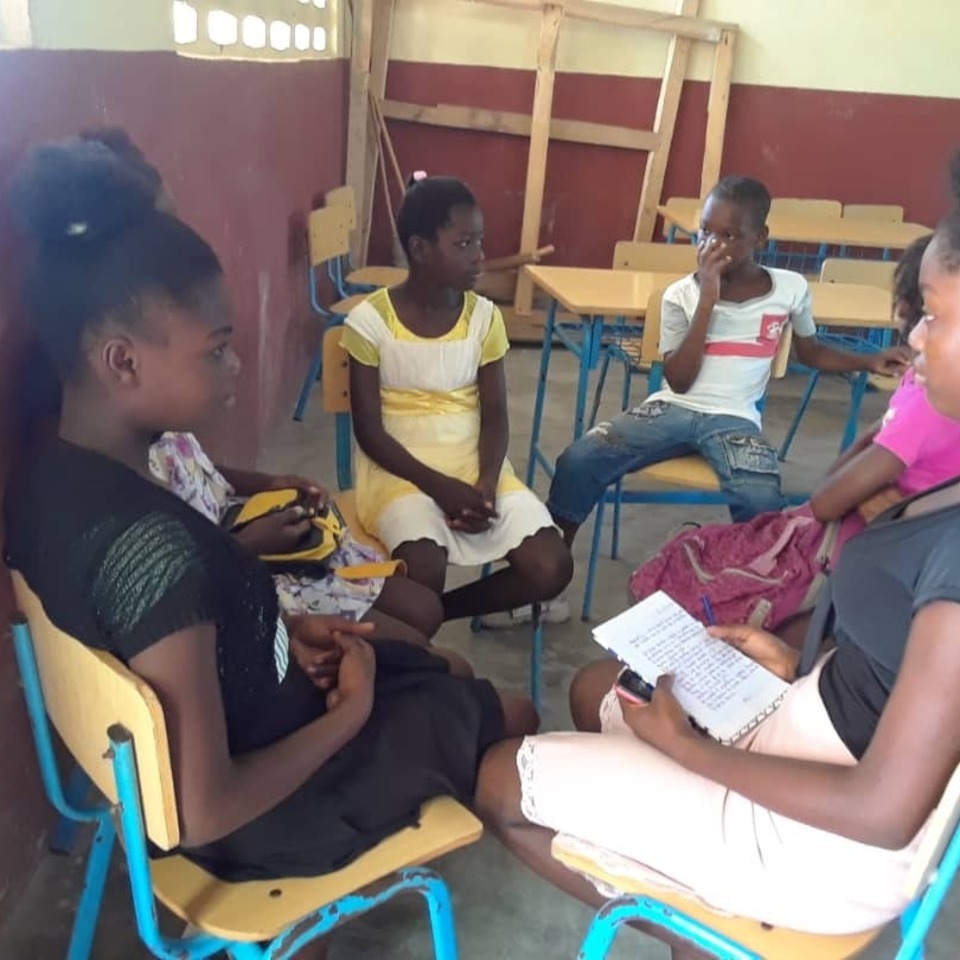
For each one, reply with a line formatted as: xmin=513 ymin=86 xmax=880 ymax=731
xmin=797 ymin=576 xmax=835 ymax=677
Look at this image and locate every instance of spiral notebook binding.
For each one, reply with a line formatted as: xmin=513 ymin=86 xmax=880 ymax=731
xmin=724 ymin=690 xmax=789 ymax=745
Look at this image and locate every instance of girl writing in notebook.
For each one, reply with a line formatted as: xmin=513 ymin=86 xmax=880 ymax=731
xmin=472 ymin=165 xmax=960 ymax=939
xmin=343 ymin=176 xmax=572 ymax=623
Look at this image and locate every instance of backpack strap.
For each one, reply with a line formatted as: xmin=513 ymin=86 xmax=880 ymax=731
xmin=797 ymin=576 xmax=835 ymax=677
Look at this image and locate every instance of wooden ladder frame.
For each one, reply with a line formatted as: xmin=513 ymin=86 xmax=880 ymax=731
xmin=344 ymin=0 xmax=737 ymax=314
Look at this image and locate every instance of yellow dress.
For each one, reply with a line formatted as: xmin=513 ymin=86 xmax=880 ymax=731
xmin=341 ymin=288 xmax=554 ymax=564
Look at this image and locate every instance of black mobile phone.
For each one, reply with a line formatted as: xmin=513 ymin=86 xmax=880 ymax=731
xmin=615 ymin=667 xmax=654 ymax=704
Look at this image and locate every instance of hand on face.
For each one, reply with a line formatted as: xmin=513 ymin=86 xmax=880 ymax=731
xmin=697 ymin=236 xmax=733 ymax=300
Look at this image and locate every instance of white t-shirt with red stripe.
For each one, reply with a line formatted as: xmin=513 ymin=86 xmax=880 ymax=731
xmin=647 ymin=267 xmax=816 ymax=428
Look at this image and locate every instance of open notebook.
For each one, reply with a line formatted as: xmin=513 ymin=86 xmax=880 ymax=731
xmin=593 ymin=591 xmax=789 ymax=744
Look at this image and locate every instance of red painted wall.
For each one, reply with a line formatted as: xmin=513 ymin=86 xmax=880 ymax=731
xmin=370 ymin=61 xmax=960 ymax=267
xmin=0 ymin=48 xmax=346 ymax=923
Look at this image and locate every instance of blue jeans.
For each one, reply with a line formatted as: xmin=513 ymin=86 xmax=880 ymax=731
xmin=548 ymin=401 xmax=783 ymax=526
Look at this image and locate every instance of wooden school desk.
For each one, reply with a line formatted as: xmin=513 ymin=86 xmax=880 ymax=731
xmin=523 ymin=265 xmax=684 ymax=486
xmin=658 ymin=205 xmax=930 ymax=252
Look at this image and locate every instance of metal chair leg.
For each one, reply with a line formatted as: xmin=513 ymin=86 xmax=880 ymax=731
xmin=66 ymin=813 xmax=116 ymax=960
xmin=589 ymin=351 xmax=613 ymax=431
xmin=530 ymin=602 xmax=543 ymax=712
xmin=582 ymin=496 xmax=607 ymax=621
xmin=49 ymin=765 xmax=94 ymax=855
xmin=527 ymin=299 xmax=558 ymax=487
xmin=610 ymin=478 xmax=624 ymax=561
xmin=778 ymin=370 xmax=821 ymax=461
xmin=840 ymin=372 xmax=869 ymax=452
xmin=620 ymin=360 xmax=634 ymax=414
xmin=576 ymin=895 xmax=761 ymax=960
xmin=294 ymin=340 xmax=324 ymax=422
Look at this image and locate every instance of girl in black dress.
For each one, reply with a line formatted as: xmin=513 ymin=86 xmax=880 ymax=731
xmin=3 ymin=141 xmax=537 ymax=932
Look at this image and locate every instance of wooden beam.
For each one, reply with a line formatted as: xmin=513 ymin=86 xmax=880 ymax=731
xmin=345 ymin=0 xmax=375 ymax=263
xmin=357 ymin=0 xmax=396 ymax=264
xmin=699 ymin=28 xmax=735 ymax=196
xmin=514 ymin=3 xmax=563 ymax=314
xmin=562 ymin=0 xmax=733 ymax=41
xmin=380 ymin=100 xmax=659 ymax=152
xmin=632 ymin=0 xmax=700 ymax=242
xmin=468 ymin=0 xmax=736 ymax=42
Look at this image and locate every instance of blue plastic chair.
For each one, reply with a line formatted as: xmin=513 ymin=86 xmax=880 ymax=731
xmin=321 ymin=328 xmax=545 ymax=708
xmin=293 ymin=205 xmax=370 ymax=422
xmin=581 ymin=292 xmax=796 ymax=621
xmin=11 ymin=571 xmax=480 ymax=960
xmin=559 ymin=753 xmax=960 ymax=960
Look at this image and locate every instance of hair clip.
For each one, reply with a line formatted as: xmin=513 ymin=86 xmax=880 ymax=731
xmin=66 ymin=222 xmax=89 ymax=237
xmin=412 ymin=170 xmax=428 ymax=182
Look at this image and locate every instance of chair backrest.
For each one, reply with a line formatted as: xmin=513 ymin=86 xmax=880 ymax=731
xmin=844 ymin=203 xmax=904 ymax=223
xmin=12 ymin=573 xmax=180 ymax=850
xmin=325 ymin=185 xmax=358 ymax=229
xmin=641 ymin=288 xmax=793 ymax=379
xmin=769 ymin=198 xmax=842 ymax=219
xmin=308 ymin=206 xmax=353 ymax=268
xmin=820 ymin=258 xmax=897 ymax=287
xmin=660 ymin=196 xmax=702 ymax=237
xmin=613 ymin=241 xmax=697 ymax=274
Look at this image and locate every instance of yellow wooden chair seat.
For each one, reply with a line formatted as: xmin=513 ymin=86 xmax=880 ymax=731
xmin=632 ymin=455 xmax=722 ymax=492
xmin=150 ymin=797 xmax=481 ymax=942
xmin=346 ymin=265 xmax=408 ymax=288
xmin=330 ymin=293 xmax=368 ymax=316
xmin=552 ymin=840 xmax=882 ymax=960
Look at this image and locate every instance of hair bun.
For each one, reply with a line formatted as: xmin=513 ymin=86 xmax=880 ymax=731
xmin=9 ymin=138 xmax=158 ymax=249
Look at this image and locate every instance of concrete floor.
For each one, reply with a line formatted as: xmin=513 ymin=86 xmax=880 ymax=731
xmin=2 ymin=346 xmax=958 ymax=959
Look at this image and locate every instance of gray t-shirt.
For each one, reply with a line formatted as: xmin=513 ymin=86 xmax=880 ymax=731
xmin=819 ymin=485 xmax=960 ymax=758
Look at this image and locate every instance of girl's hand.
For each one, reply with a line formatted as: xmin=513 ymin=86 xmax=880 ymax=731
xmin=287 ymin=616 xmax=375 ymax=691
xmin=696 ymin=237 xmax=731 ymax=303
xmin=289 ymin=635 xmax=342 ymax=689
xmin=430 ymin=476 xmax=497 ymax=528
xmin=706 ymin=624 xmax=799 ymax=681
xmin=269 ymin=474 xmax=330 ymax=509
xmin=326 ymin=634 xmax=376 ymax=721
xmin=234 ymin=507 xmax=312 ymax=555
xmin=867 ymin=347 xmax=912 ymax=378
xmin=857 ymin=485 xmax=905 ymax=523
xmin=618 ymin=675 xmax=700 ymax=758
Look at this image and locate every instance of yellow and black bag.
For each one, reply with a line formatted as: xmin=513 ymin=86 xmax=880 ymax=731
xmin=222 ymin=488 xmax=344 ymax=569
xmin=223 ymin=488 xmax=405 ymax=579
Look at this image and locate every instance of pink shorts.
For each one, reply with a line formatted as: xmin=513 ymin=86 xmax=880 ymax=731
xmin=517 ymin=658 xmax=925 ymax=935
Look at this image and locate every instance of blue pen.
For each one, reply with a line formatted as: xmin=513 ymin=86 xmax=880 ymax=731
xmin=701 ymin=595 xmax=716 ymax=626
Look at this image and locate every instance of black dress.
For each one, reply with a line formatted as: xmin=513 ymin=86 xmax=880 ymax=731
xmin=5 ymin=439 xmax=504 ymax=881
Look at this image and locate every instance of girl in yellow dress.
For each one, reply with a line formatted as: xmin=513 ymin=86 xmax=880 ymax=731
xmin=342 ymin=177 xmax=572 ymax=622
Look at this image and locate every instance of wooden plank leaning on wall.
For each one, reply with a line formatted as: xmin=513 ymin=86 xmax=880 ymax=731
xmin=514 ymin=4 xmax=564 ymax=314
